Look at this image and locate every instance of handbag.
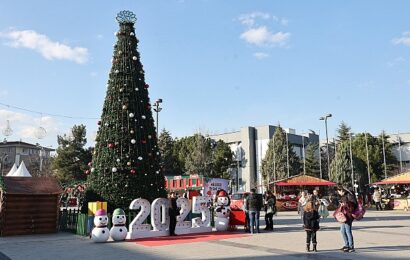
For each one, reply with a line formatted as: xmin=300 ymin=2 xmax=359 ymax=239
xmin=352 ymin=203 xmax=365 ymax=220
xmin=333 ymin=206 xmax=347 ymax=223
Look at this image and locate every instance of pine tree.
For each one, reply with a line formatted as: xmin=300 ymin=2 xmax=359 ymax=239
xmin=305 ymin=143 xmax=319 ymax=177
xmin=52 ymin=125 xmax=91 ymax=184
xmin=337 ymin=121 xmax=351 ymax=142
xmin=330 ymin=141 xmax=352 ymax=187
xmin=158 ymin=129 xmax=178 ymax=176
xmin=87 ymin=11 xmax=165 ymax=209
xmin=261 ymin=126 xmax=300 ymax=182
xmin=210 ymin=140 xmax=234 ymax=179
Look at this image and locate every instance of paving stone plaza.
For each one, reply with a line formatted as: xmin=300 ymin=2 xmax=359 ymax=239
xmin=1 ymin=210 xmax=409 ymax=260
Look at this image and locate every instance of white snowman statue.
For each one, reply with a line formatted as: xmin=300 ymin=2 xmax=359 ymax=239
xmin=91 ymin=209 xmax=110 ymax=242
xmin=110 ymin=208 xmax=127 ymax=241
xmin=214 ymin=189 xmax=231 ymax=231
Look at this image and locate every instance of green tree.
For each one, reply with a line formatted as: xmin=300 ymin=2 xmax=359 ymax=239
xmin=158 ymin=129 xmax=180 ymax=176
xmin=210 ymin=140 xmax=234 ymax=179
xmin=52 ymin=125 xmax=91 ymax=184
xmin=377 ymin=131 xmax=398 ymax=177
xmin=87 ymin=13 xmax=165 ymax=209
xmin=330 ymin=141 xmax=352 ymax=187
xmin=305 ymin=143 xmax=319 ymax=177
xmin=261 ymin=126 xmax=301 ymax=182
xmin=337 ymin=122 xmax=351 ymax=142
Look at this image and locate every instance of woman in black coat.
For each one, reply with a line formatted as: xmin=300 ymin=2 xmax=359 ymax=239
xmin=303 ymin=201 xmax=320 ymax=252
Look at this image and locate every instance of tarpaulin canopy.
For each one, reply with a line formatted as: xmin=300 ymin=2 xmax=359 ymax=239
xmin=374 ymin=172 xmax=410 ymax=185
xmin=6 ymin=163 xmax=17 ymax=176
xmin=10 ymin=161 xmax=32 ymax=177
xmin=273 ymin=175 xmax=336 ymax=187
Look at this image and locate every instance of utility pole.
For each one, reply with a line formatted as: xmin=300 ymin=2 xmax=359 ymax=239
xmin=382 ymin=131 xmax=387 ymax=179
xmin=365 ymin=132 xmax=371 ymax=184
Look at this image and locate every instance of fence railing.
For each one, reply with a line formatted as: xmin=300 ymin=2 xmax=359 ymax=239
xmin=58 ymin=209 xmax=138 ymax=236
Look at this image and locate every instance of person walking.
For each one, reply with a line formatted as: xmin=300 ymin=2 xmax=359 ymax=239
xmin=264 ymin=191 xmax=276 ymax=231
xmin=372 ymin=188 xmax=383 ymax=211
xmin=245 ymin=188 xmax=262 ymax=234
xmin=303 ymin=201 xmax=320 ymax=252
xmin=168 ymin=192 xmax=179 ymax=236
xmin=336 ymin=185 xmax=358 ymax=253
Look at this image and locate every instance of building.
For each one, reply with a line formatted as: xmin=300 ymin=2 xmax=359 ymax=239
xmin=210 ymin=125 xmax=319 ymax=193
xmin=388 ymin=133 xmax=410 ymax=173
xmin=0 ymin=141 xmax=54 ymax=176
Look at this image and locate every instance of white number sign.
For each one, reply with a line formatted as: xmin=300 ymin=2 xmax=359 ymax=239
xmin=151 ymin=198 xmax=170 ymax=231
xmin=128 ymin=198 xmax=151 ymax=232
xmin=176 ymin=197 xmax=191 ymax=229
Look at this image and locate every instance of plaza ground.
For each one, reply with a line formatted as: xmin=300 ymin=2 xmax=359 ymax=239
xmin=0 ymin=210 xmax=409 ymax=260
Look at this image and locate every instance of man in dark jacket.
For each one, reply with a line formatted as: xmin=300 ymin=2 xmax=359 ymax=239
xmin=245 ymin=188 xmax=262 ymax=234
xmin=337 ymin=185 xmax=357 ymax=252
xmin=168 ymin=192 xmax=179 ymax=236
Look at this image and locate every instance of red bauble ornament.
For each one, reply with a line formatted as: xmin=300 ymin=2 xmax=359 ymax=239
xmin=141 ymin=139 xmax=147 ymax=144
xmin=85 ymin=170 xmax=90 ymax=175
xmin=130 ymin=169 xmax=136 ymax=174
xmin=144 ymin=84 xmax=149 ymax=89
xmin=108 ymin=143 xmax=115 ymax=149
xmin=88 ymin=162 xmax=92 ymax=166
xmin=97 ymin=120 xmax=101 ymax=125
xmin=146 ymin=104 xmax=151 ymax=109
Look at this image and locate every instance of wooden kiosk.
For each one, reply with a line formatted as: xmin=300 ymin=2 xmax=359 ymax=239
xmin=272 ymin=175 xmax=336 ymax=211
xmin=374 ymin=172 xmax=410 ymax=211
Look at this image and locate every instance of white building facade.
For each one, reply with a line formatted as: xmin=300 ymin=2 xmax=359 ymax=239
xmin=210 ymin=125 xmax=319 ymax=193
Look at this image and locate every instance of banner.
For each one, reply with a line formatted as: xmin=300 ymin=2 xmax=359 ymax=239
xmin=203 ymin=178 xmax=229 ymax=197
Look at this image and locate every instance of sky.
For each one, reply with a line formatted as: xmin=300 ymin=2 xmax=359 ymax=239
xmin=0 ymin=0 xmax=409 ymax=149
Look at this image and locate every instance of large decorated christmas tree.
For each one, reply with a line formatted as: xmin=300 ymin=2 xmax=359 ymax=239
xmin=87 ymin=11 xmax=165 ymax=209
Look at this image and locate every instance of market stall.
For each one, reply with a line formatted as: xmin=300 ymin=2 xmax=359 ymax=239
xmin=272 ymin=175 xmax=337 ymax=211
xmin=374 ymin=172 xmax=410 ymax=211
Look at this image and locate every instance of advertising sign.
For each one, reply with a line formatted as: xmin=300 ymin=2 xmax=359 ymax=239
xmin=203 ymin=178 xmax=229 ymax=197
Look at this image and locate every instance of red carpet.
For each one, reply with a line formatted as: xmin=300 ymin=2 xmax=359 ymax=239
xmin=129 ymin=232 xmax=249 ymax=247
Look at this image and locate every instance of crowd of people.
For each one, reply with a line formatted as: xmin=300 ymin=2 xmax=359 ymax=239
xmin=167 ymin=184 xmax=385 ymax=253
xmin=239 ymin=186 xmax=362 ymax=253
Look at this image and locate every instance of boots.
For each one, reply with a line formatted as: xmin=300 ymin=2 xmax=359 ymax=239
xmin=313 ymin=243 xmax=317 ymax=252
xmin=306 ymin=243 xmax=311 ymax=252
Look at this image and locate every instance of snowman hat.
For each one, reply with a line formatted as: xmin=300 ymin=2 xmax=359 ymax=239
xmin=95 ymin=209 xmax=107 ymax=216
xmin=113 ymin=208 xmax=125 ymax=216
xmin=217 ymin=189 xmax=228 ymax=197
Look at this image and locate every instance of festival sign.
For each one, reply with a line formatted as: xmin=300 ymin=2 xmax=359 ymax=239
xmin=203 ymin=178 xmax=229 ymax=197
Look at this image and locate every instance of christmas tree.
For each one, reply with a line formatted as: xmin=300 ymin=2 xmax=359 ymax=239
xmin=87 ymin=11 xmax=165 ymax=209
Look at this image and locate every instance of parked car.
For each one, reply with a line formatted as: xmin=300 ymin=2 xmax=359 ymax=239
xmin=230 ymin=192 xmax=250 ymax=211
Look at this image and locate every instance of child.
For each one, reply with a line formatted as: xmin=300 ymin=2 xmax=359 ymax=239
xmin=303 ymin=201 xmax=320 ymax=252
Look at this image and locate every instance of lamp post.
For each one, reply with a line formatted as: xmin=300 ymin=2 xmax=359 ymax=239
xmin=301 ymin=132 xmax=306 ymax=175
xmin=153 ymin=98 xmax=163 ymax=136
xmin=381 ymin=131 xmax=387 ymax=179
xmin=235 ymin=145 xmax=242 ymax=192
xmin=319 ymin=114 xmax=332 ymax=178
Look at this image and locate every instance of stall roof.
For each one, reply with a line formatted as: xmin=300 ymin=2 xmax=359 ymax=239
xmin=273 ymin=175 xmax=337 ymax=186
xmin=1 ymin=177 xmax=63 ymax=195
xmin=374 ymin=172 xmax=410 ymax=185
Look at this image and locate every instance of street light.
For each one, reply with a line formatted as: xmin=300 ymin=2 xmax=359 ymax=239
xmin=301 ymin=132 xmax=306 ymax=175
xmin=319 ymin=114 xmax=332 ymax=178
xmin=153 ymin=98 xmax=163 ymax=136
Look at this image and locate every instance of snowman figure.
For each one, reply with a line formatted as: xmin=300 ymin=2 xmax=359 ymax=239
xmin=110 ymin=208 xmax=127 ymax=241
xmin=214 ymin=189 xmax=231 ymax=231
xmin=91 ymin=209 xmax=110 ymax=242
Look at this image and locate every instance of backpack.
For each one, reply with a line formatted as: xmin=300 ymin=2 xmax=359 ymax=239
xmin=352 ymin=203 xmax=366 ymax=220
xmin=333 ymin=206 xmax=347 ymax=223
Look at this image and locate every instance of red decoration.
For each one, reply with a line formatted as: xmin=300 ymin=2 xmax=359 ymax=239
xmin=130 ymin=169 xmax=136 ymax=174
xmin=88 ymin=162 xmax=92 ymax=166
xmin=108 ymin=143 xmax=115 ymax=149
xmin=144 ymin=84 xmax=149 ymax=88
xmin=146 ymin=104 xmax=151 ymax=109
xmin=141 ymin=139 xmax=147 ymax=144
xmin=97 ymin=120 xmax=101 ymax=125
xmin=85 ymin=170 xmax=90 ymax=175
